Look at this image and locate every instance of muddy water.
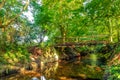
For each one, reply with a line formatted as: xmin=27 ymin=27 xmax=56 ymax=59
xmin=1 ymin=57 xmax=104 ymax=80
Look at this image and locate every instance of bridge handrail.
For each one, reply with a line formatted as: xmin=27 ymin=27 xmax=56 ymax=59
xmin=55 ymin=35 xmax=109 ymax=43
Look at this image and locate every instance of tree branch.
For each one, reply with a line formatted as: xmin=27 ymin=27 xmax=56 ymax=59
xmin=0 ymin=0 xmax=30 ymax=28
xmin=0 ymin=0 xmax=5 ymax=9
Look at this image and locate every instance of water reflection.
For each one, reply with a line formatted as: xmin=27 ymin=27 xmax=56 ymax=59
xmin=40 ymin=76 xmax=46 ymax=80
xmin=31 ymin=76 xmax=47 ymax=80
xmin=2 ymin=57 xmax=104 ymax=80
xmin=41 ymin=56 xmax=103 ymax=80
xmin=41 ymin=62 xmax=58 ymax=80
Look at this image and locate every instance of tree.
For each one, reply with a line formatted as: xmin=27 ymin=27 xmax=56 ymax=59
xmin=0 ymin=0 xmax=47 ymax=48
xmin=34 ymin=0 xmax=84 ymax=44
xmin=84 ymin=0 xmax=120 ymax=42
xmin=0 ymin=0 xmax=30 ymax=48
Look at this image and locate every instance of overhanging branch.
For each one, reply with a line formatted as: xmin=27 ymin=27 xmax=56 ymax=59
xmin=0 ymin=0 xmax=30 ymax=28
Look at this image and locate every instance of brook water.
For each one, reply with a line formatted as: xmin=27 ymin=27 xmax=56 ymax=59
xmin=2 ymin=54 xmax=105 ymax=80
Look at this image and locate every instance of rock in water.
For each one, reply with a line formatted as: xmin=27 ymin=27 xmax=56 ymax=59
xmin=32 ymin=77 xmax=39 ymax=80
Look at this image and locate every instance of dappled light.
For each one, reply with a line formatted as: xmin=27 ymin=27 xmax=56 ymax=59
xmin=1 ymin=0 xmax=120 ymax=80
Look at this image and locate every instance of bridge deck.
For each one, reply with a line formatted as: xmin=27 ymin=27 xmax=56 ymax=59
xmin=55 ymin=40 xmax=109 ymax=47
xmin=54 ymin=35 xmax=109 ymax=47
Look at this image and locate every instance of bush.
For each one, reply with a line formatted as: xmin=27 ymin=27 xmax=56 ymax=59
xmin=104 ymin=65 xmax=120 ymax=80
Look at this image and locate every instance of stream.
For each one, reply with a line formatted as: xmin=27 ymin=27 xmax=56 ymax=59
xmin=1 ymin=54 xmax=105 ymax=80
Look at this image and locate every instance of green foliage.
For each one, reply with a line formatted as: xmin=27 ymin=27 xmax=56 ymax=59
xmin=0 ymin=8 xmax=5 ymax=17
xmin=106 ymin=65 xmax=120 ymax=80
xmin=1 ymin=1 xmax=120 ymax=78
xmin=1 ymin=0 xmax=120 ymax=48
xmin=31 ymin=0 xmax=120 ymax=46
xmin=115 ymin=44 xmax=120 ymax=53
xmin=0 ymin=46 xmax=30 ymax=65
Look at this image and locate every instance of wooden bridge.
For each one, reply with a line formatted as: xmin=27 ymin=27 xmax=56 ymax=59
xmin=54 ymin=35 xmax=110 ymax=47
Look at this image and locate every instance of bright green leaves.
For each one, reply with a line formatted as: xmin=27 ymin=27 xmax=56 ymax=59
xmin=66 ymin=0 xmax=72 ymax=3
xmin=41 ymin=0 xmax=83 ymax=33
xmin=85 ymin=0 xmax=120 ymax=18
xmin=83 ymin=0 xmax=120 ymax=42
xmin=106 ymin=65 xmax=120 ymax=80
xmin=0 ymin=8 xmax=5 ymax=17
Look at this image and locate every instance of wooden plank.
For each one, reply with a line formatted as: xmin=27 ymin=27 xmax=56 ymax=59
xmin=54 ymin=40 xmax=109 ymax=47
xmin=55 ymin=35 xmax=109 ymax=43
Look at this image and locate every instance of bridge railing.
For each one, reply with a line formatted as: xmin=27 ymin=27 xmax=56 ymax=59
xmin=55 ymin=35 xmax=109 ymax=44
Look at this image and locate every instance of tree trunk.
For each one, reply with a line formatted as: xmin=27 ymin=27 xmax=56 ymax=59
xmin=108 ymin=18 xmax=113 ymax=42
xmin=60 ymin=25 xmax=66 ymax=43
xmin=115 ymin=19 xmax=120 ymax=42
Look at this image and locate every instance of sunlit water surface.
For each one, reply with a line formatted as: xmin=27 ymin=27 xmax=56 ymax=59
xmin=1 ymin=56 xmax=104 ymax=80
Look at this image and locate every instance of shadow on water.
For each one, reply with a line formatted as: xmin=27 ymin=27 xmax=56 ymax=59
xmin=1 ymin=56 xmax=104 ymax=80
